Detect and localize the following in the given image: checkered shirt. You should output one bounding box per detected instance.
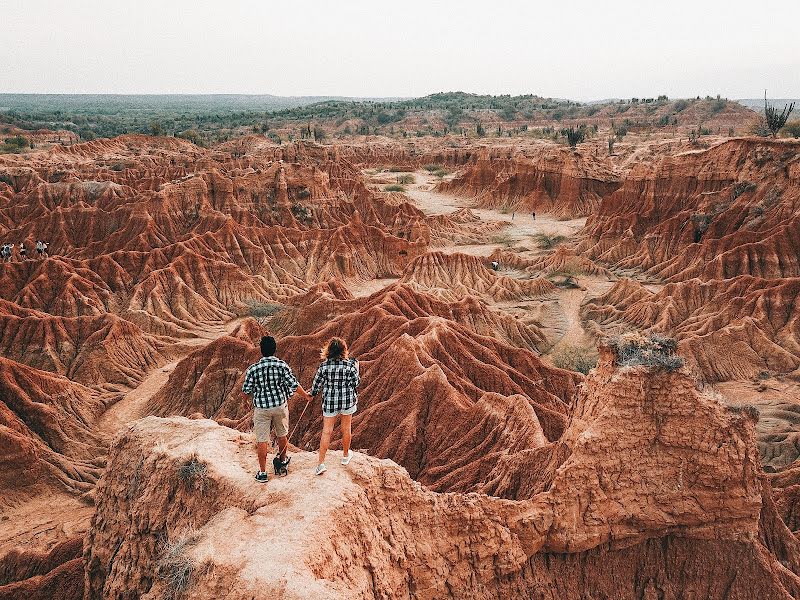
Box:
[242,356,299,409]
[310,358,360,413]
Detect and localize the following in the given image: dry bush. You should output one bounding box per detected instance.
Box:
[158,528,200,600]
[396,174,415,185]
[178,453,208,486]
[384,184,406,192]
[551,345,598,375]
[245,300,283,318]
[491,233,516,248]
[423,164,442,172]
[532,232,566,249]
[609,332,684,371]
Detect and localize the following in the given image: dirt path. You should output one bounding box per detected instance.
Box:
[97,319,241,438]
[376,169,609,358]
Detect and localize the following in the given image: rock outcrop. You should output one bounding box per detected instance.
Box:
[84,349,800,599]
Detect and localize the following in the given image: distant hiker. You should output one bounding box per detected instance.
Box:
[532,211,536,221]
[19,242,27,260]
[42,241,49,257]
[35,240,46,257]
[0,244,10,262]
[511,212,515,221]
[242,335,311,483]
[491,260,500,271]
[310,337,360,475]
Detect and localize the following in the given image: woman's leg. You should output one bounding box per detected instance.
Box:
[318,416,336,465]
[340,414,352,457]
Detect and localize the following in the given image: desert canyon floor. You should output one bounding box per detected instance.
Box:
[1,133,800,599]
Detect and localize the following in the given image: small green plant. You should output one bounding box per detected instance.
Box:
[551,345,598,375]
[396,174,415,185]
[562,125,586,147]
[531,232,566,249]
[384,184,406,192]
[387,166,407,172]
[423,164,443,172]
[432,168,449,178]
[608,332,684,371]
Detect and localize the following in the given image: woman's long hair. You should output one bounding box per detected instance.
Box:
[321,337,348,361]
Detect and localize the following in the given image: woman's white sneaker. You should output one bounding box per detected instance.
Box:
[341,452,352,466]
[315,463,327,476]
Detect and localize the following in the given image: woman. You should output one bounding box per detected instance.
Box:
[310,337,360,475]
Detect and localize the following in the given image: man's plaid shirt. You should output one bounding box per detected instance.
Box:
[310,358,360,413]
[242,356,299,408]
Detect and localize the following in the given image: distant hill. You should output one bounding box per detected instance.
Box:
[736,98,799,112]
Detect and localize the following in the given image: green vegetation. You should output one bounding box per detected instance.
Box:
[531,232,566,249]
[1,134,32,153]
[384,184,406,192]
[782,120,800,138]
[765,92,795,138]
[551,345,598,375]
[423,164,443,172]
[245,300,283,318]
[396,174,415,185]
[0,92,755,145]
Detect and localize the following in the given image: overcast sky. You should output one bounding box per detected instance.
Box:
[3,0,799,100]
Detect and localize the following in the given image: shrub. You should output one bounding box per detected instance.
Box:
[396,174,415,185]
[432,168,449,178]
[178,453,208,485]
[387,166,407,172]
[562,125,586,147]
[531,232,566,249]
[423,164,443,172]
[765,93,795,138]
[552,345,598,375]
[297,187,311,199]
[246,300,283,318]
[158,529,199,600]
[608,332,684,371]
[491,233,516,248]
[782,120,800,138]
[384,184,406,192]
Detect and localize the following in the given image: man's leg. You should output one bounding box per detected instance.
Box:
[257,442,268,472]
[318,416,335,465]
[340,414,352,458]
[276,436,288,461]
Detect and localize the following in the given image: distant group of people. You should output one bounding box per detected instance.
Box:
[1,240,49,262]
[242,335,360,482]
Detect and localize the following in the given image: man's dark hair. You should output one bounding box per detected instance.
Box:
[260,336,277,357]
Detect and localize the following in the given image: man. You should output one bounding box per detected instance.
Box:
[242,335,310,483]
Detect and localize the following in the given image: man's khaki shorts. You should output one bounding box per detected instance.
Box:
[253,405,289,442]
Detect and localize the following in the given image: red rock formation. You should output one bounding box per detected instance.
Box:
[0,357,106,502]
[399,251,555,301]
[439,145,621,217]
[579,138,800,282]
[84,348,800,599]
[582,276,800,382]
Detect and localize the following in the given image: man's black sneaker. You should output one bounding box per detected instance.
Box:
[255,471,268,483]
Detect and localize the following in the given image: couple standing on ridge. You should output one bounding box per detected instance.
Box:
[242,335,360,482]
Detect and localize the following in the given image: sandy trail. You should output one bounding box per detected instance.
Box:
[97,319,241,437]
[384,169,609,358]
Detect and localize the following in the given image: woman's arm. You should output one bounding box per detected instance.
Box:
[310,366,324,397]
[350,359,361,388]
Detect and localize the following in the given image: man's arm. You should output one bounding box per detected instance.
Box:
[242,366,254,395]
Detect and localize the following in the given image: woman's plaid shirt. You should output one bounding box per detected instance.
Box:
[242,356,299,408]
[310,358,360,413]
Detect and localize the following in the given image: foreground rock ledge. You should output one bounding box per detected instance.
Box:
[85,355,800,599]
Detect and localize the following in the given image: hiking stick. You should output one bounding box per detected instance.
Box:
[289,399,311,441]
